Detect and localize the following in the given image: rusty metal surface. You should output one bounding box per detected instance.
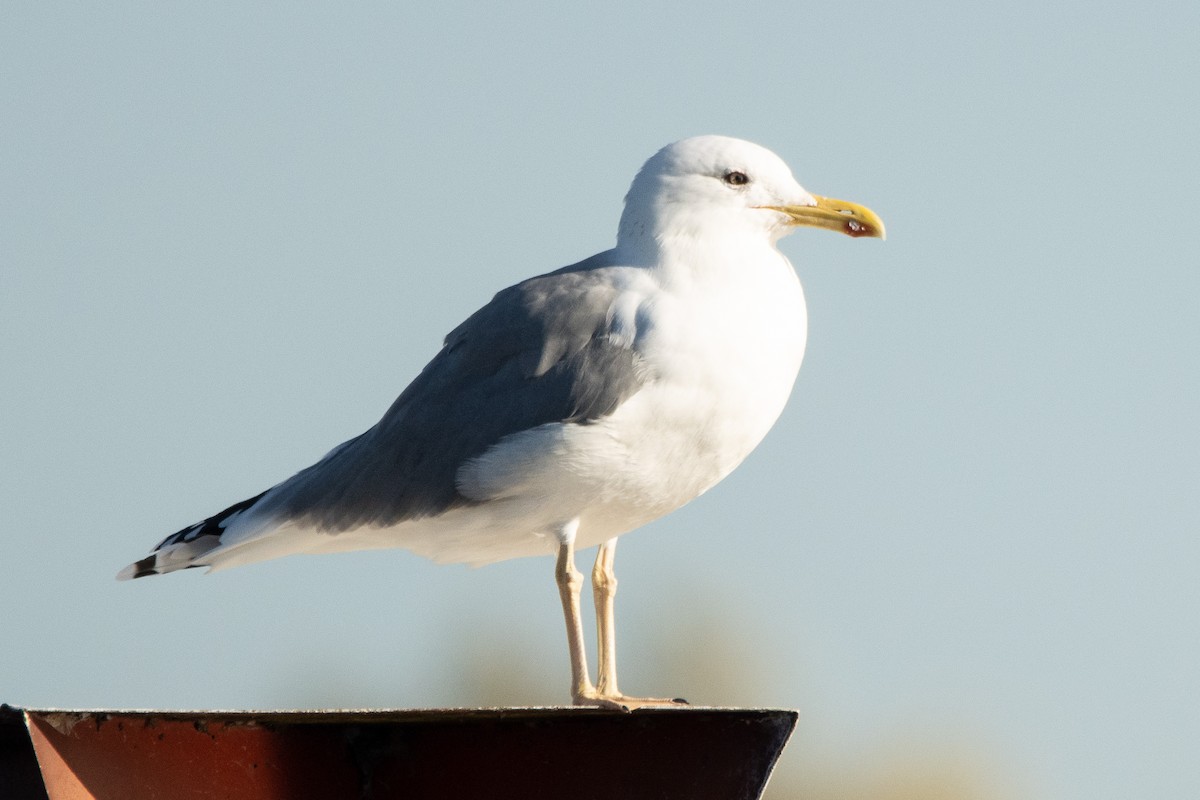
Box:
[15,707,797,800]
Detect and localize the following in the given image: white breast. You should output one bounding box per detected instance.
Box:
[616,244,808,501]
[453,243,807,553]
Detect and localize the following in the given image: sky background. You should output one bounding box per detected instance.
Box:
[3,3,1198,798]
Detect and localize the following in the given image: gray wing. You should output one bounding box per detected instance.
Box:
[246,251,646,532]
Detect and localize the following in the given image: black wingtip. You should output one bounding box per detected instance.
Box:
[128,555,160,579]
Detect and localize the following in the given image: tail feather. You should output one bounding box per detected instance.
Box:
[116,490,269,580]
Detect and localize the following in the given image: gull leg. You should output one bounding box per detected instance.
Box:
[554,532,598,704]
[587,537,689,710]
[592,538,620,696]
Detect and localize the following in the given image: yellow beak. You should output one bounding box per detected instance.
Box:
[761,195,886,240]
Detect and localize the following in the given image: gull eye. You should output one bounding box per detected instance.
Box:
[723,170,749,187]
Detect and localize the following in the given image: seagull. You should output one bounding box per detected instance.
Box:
[119,135,884,709]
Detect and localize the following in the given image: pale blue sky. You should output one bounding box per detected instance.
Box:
[3,3,1197,798]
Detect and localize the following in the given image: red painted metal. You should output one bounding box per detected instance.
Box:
[9,707,797,799]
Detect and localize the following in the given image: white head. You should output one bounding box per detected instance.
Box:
[617,135,883,251]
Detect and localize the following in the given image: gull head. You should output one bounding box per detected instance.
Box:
[617,135,884,251]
